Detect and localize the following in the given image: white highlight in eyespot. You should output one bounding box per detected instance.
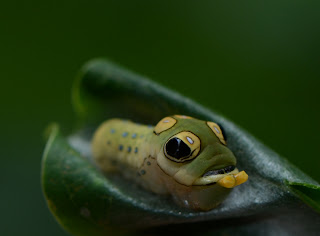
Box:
[186,136,194,144]
[163,120,170,123]
[214,126,220,134]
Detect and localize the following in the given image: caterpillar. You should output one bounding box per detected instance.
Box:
[92,115,248,211]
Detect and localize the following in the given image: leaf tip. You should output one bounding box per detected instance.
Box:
[285,180,320,214]
[43,122,60,141]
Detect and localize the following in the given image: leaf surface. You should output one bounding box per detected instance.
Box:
[42,59,320,235]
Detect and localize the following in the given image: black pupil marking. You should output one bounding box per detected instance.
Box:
[165,137,191,160]
[202,165,235,177]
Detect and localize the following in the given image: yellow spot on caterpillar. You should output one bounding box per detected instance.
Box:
[217,171,248,188]
[206,121,226,145]
[234,171,248,186]
[174,115,193,119]
[186,136,194,144]
[154,117,177,135]
[217,175,236,188]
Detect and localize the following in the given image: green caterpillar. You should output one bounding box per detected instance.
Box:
[92,115,248,211]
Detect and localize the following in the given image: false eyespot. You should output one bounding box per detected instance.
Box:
[206,121,226,145]
[174,115,193,119]
[164,131,201,163]
[154,117,177,135]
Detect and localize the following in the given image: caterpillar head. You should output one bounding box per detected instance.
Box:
[154,115,248,188]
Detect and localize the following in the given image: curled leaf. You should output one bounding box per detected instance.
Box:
[42,59,320,235]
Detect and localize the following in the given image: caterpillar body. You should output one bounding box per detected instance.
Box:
[92,115,248,211]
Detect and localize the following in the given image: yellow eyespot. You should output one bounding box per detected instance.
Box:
[174,115,193,119]
[206,121,226,145]
[154,117,177,135]
[164,131,201,162]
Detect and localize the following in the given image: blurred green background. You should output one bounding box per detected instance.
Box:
[1,1,320,235]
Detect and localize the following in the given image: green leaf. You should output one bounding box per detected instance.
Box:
[286,181,320,213]
[42,59,320,235]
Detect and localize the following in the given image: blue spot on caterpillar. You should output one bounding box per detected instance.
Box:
[92,115,248,211]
